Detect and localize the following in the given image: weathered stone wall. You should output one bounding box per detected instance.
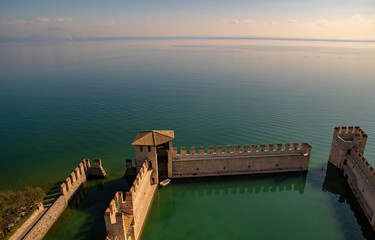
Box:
[344,149,375,229]
[23,159,91,240]
[9,203,44,240]
[105,160,157,240]
[171,143,311,178]
[328,126,367,169]
[134,145,159,183]
[328,126,375,229]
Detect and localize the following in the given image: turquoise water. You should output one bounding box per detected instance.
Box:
[1,39,375,239]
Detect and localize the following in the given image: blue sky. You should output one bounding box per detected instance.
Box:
[1,0,374,40]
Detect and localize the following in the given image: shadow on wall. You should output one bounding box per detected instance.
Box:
[45,177,130,240]
[43,181,65,207]
[322,163,375,240]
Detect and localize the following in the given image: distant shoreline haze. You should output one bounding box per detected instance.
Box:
[1,35,375,43]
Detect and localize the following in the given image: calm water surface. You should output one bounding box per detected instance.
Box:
[0,39,374,239]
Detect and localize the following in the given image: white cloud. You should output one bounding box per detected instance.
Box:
[315,14,375,28]
[288,19,297,24]
[347,14,375,26]
[244,19,254,24]
[37,18,51,23]
[230,19,240,24]
[222,19,240,25]
[263,21,277,25]
[315,20,331,27]
[7,20,27,25]
[56,18,73,23]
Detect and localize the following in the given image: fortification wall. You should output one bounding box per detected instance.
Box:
[9,203,44,240]
[105,160,157,240]
[23,159,91,240]
[171,143,311,178]
[329,126,368,169]
[344,149,375,228]
[328,126,375,229]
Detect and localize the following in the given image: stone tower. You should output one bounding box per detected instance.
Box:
[328,126,367,169]
[131,130,175,183]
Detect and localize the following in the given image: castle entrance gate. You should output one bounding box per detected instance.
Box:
[157,142,169,179]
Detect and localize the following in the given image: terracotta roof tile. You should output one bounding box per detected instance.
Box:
[131,130,174,146]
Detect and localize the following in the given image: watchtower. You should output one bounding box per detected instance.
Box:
[328,126,367,169]
[131,130,174,183]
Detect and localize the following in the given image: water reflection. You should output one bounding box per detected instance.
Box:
[173,172,307,197]
[149,172,307,224]
[322,163,375,240]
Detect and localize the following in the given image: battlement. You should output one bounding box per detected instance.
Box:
[334,126,367,138]
[329,126,375,229]
[349,149,375,187]
[329,126,368,168]
[104,158,157,240]
[87,158,107,178]
[172,142,311,160]
[129,160,150,194]
[104,191,134,240]
[171,142,311,178]
[23,159,106,240]
[60,158,89,198]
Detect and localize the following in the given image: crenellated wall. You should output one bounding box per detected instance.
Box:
[23,158,103,240]
[344,149,375,229]
[328,126,375,230]
[60,159,90,199]
[329,126,368,169]
[171,142,311,178]
[105,160,157,240]
[116,130,312,240]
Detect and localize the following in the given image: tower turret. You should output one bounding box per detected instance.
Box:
[131,130,174,183]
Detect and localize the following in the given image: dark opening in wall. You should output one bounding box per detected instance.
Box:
[140,146,143,152]
[148,146,151,152]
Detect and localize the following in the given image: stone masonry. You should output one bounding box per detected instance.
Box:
[328,126,375,229]
[105,130,311,240]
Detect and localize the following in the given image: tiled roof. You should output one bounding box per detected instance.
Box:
[131,130,174,146]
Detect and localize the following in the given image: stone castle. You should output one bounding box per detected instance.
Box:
[12,127,374,240]
[103,127,375,239]
[104,130,312,240]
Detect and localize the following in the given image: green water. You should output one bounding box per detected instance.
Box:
[1,39,375,239]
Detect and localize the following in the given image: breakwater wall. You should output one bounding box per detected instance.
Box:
[22,159,105,240]
[328,126,375,230]
[105,160,157,240]
[171,142,311,178]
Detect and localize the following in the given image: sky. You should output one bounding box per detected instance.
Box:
[0,0,374,40]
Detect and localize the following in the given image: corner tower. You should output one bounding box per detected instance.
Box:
[328,126,367,169]
[131,130,174,183]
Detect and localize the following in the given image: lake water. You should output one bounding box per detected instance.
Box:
[0,39,375,239]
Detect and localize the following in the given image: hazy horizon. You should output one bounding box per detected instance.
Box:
[1,0,374,40]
